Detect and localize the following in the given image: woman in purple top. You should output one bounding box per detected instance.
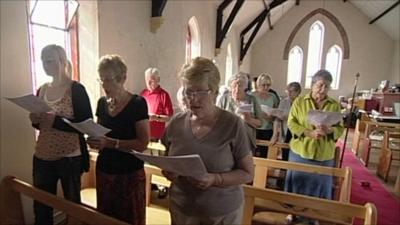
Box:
[162,57,254,225]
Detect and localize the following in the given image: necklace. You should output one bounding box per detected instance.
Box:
[107,92,130,113]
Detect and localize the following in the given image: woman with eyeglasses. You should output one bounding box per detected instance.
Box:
[251,74,279,158]
[161,57,254,225]
[29,44,93,225]
[87,54,149,225]
[270,82,302,159]
[217,72,265,150]
[285,70,344,224]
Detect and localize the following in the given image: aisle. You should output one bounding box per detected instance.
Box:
[339,142,400,225]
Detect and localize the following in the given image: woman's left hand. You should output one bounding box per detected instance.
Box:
[187,173,216,190]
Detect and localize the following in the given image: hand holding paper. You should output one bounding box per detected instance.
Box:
[307,110,342,127]
[130,150,207,179]
[6,94,52,113]
[261,104,285,118]
[235,103,253,114]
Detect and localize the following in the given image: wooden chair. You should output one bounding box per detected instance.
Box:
[377,131,400,181]
[253,158,352,203]
[0,176,129,225]
[242,185,377,225]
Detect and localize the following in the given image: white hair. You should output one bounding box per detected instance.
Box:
[145,67,159,79]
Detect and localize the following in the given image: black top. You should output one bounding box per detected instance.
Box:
[33,81,93,172]
[96,95,149,174]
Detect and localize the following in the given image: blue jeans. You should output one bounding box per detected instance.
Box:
[33,156,82,225]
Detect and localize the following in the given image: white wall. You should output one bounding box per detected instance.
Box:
[97,0,242,105]
[1,1,36,223]
[250,0,397,98]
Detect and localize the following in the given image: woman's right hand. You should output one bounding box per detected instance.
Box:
[305,129,326,139]
[161,170,179,182]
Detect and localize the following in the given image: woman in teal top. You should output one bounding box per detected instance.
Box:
[286,69,344,200]
[252,74,279,157]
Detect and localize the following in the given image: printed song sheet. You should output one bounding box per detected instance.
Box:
[62,118,111,137]
[6,94,52,113]
[260,105,284,117]
[236,103,253,114]
[307,110,342,127]
[130,151,207,178]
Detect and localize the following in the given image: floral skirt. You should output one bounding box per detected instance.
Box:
[96,169,146,225]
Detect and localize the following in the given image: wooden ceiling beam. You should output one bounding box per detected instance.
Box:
[239,0,286,63]
[215,0,245,56]
[369,0,399,25]
[150,0,168,33]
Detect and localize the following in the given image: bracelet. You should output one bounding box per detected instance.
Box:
[114,139,120,149]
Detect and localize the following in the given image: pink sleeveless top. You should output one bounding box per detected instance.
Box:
[34,83,80,161]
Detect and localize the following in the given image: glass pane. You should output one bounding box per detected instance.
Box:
[30,0,78,30]
[325,45,342,90]
[305,21,324,88]
[287,46,303,84]
[30,24,68,90]
[225,44,233,86]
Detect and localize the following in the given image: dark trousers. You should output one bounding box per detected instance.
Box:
[255,129,273,158]
[33,156,82,225]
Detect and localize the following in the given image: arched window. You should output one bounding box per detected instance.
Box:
[185,16,201,63]
[325,45,343,90]
[28,0,79,92]
[287,46,303,84]
[225,43,233,86]
[305,20,324,88]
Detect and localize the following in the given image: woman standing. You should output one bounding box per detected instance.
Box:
[286,70,344,199]
[252,74,279,157]
[217,72,264,150]
[162,57,254,225]
[87,55,149,225]
[29,44,92,225]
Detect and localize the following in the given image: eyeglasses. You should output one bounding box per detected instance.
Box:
[97,77,116,84]
[259,83,271,87]
[183,89,210,99]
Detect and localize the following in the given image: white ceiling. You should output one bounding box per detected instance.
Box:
[219,0,399,42]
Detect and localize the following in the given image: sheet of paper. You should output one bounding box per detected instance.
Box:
[307,110,343,127]
[236,103,253,114]
[130,150,207,179]
[260,104,284,117]
[62,118,111,137]
[5,94,52,113]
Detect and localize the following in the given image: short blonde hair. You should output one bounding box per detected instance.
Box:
[256,73,272,86]
[97,54,127,82]
[178,57,220,95]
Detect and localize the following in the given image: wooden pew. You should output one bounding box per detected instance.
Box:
[377,131,400,181]
[0,176,129,225]
[253,157,352,203]
[255,140,289,160]
[242,185,377,225]
[351,113,370,156]
[144,164,171,206]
